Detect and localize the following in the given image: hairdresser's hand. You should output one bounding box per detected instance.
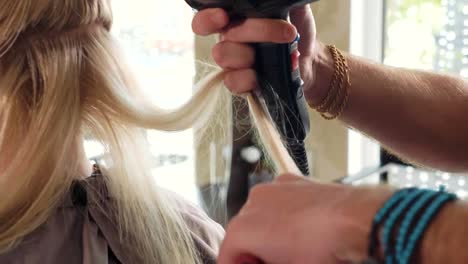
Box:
[217,175,393,264]
[191,7,329,105]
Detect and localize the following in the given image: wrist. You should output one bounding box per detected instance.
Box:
[303,41,334,107]
[374,188,460,264]
[337,186,394,262]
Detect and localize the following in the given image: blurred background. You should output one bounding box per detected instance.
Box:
[84,0,468,224]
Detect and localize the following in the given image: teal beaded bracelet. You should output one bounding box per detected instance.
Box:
[382,189,425,264]
[369,187,457,263]
[368,188,416,259]
[398,192,457,264]
[395,189,439,259]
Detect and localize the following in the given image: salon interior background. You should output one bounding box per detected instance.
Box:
[84,0,468,219]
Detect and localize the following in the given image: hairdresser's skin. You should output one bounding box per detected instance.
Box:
[193,6,468,264]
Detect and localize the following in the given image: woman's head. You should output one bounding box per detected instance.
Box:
[0,0,111,50]
[0,0,299,262]
[0,0,112,164]
[0,1,210,262]
[0,0,113,194]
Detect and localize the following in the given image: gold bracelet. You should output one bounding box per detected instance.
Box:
[313,47,342,112]
[311,45,350,120]
[323,46,350,120]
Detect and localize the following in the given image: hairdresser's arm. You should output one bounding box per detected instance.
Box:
[316,46,468,172]
[217,175,468,264]
[192,8,468,172]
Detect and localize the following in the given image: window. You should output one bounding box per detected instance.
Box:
[384,0,468,197]
[85,1,199,203]
[386,0,468,76]
[348,0,384,175]
[347,0,468,198]
[385,0,444,70]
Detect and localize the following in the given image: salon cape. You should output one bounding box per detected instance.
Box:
[0,175,225,264]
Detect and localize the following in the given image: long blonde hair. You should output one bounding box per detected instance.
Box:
[0,0,301,263]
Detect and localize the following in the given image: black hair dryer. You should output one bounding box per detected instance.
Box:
[186,0,318,176]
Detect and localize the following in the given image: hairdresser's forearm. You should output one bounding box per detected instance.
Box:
[308,43,468,172]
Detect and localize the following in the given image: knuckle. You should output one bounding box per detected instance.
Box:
[256,20,283,42]
[248,183,271,200]
[224,70,258,93]
[223,71,246,90]
[223,73,233,88]
[284,24,297,41]
[276,174,301,182]
[211,43,226,67]
[225,217,240,233]
[242,46,256,66]
[228,43,255,68]
[191,18,201,34]
[191,15,209,35]
[259,22,275,40]
[213,42,237,69]
[246,69,258,83]
[224,216,246,238]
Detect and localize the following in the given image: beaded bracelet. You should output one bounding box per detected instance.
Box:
[398,191,457,264]
[395,189,440,259]
[368,188,416,258]
[368,187,458,264]
[382,189,426,264]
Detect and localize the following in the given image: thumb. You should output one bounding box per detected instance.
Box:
[290,5,317,58]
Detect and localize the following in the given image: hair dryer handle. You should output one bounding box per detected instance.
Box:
[254,37,310,174]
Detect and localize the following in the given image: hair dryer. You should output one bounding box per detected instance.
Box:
[186,0,318,176]
[186,2,318,263]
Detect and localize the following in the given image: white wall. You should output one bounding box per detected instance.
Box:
[347,0,384,175]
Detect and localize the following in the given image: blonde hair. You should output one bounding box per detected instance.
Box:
[0,0,301,263]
